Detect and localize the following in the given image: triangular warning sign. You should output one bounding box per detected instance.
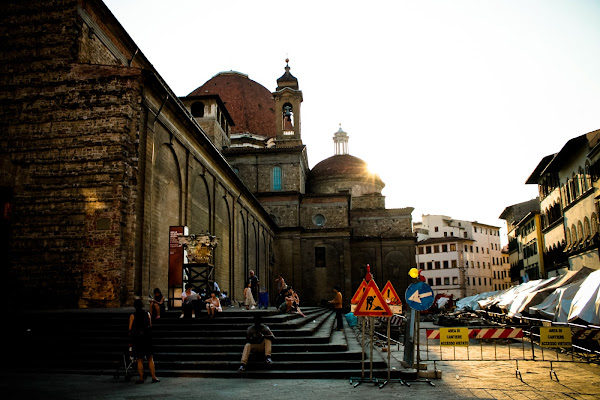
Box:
[353,280,393,317]
[351,280,368,304]
[381,281,402,305]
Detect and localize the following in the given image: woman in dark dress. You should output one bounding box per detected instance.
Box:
[129,299,159,384]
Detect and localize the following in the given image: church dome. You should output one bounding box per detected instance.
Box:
[188,71,276,138]
[309,154,385,195]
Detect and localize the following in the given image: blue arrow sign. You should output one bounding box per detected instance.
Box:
[405,282,434,311]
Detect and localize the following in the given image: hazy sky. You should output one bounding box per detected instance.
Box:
[104,0,600,244]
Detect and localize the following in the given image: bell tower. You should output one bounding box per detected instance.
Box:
[273,59,303,146]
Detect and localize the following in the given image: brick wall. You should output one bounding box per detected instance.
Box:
[0,0,142,307]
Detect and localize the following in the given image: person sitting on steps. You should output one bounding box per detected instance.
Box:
[205,290,222,319]
[285,287,306,317]
[149,288,165,320]
[238,315,274,371]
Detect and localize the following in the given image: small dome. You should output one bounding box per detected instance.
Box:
[188,71,276,138]
[309,154,385,195]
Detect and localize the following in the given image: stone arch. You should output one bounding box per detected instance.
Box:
[259,230,268,293]
[214,191,231,293]
[566,227,572,245]
[571,224,578,243]
[234,210,246,300]
[312,243,340,302]
[248,220,258,280]
[591,213,599,235]
[577,220,584,242]
[584,217,591,239]
[352,251,374,289]
[150,143,182,294]
[189,170,211,234]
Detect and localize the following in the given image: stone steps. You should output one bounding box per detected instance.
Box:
[8,306,403,379]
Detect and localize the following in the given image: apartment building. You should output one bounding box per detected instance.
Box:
[414,215,504,298]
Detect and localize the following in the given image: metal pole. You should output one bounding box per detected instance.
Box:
[362,317,365,379]
[416,311,420,367]
[370,317,374,380]
[387,317,391,381]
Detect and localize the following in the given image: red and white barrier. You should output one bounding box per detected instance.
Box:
[426,328,523,340]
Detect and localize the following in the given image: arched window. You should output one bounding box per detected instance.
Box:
[191,101,205,117]
[571,224,578,243]
[272,166,282,191]
[591,213,599,235]
[584,217,591,240]
[282,103,294,135]
[565,228,571,246]
[573,172,580,199]
[585,162,592,190]
[578,221,584,242]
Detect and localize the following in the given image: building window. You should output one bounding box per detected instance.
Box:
[418,247,424,255]
[426,246,432,254]
[435,261,441,269]
[450,244,456,251]
[315,247,326,268]
[444,277,450,285]
[453,277,458,285]
[435,226,439,232]
[443,260,449,269]
[451,260,457,268]
[477,261,480,268]
[467,277,470,285]
[470,246,473,252]
[444,232,448,237]
[313,214,326,227]
[272,166,282,191]
[476,247,479,253]
[442,244,448,252]
[464,232,467,238]
[464,245,468,252]
[434,245,440,253]
[479,277,482,285]
[419,262,425,269]
[427,262,433,270]
[428,278,434,286]
[191,101,205,117]
[435,278,442,286]
[466,261,469,267]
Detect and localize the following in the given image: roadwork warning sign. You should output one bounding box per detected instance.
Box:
[440,327,469,346]
[540,327,572,348]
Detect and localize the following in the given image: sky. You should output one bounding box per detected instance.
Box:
[104,0,600,245]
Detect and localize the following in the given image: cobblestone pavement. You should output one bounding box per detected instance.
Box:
[3,358,599,400]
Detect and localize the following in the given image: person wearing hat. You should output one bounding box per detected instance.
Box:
[238,315,275,371]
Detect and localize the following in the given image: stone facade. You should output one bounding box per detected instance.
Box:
[0,0,275,308]
[1,0,416,309]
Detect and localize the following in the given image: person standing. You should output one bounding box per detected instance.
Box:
[248,270,259,304]
[238,315,274,371]
[329,285,343,331]
[129,299,159,384]
[243,281,256,310]
[275,273,286,293]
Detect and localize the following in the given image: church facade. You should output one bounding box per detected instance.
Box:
[1,0,415,309]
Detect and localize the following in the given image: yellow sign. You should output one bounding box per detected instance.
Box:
[440,327,469,346]
[354,280,393,317]
[540,327,572,348]
[351,280,368,304]
[381,281,402,305]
